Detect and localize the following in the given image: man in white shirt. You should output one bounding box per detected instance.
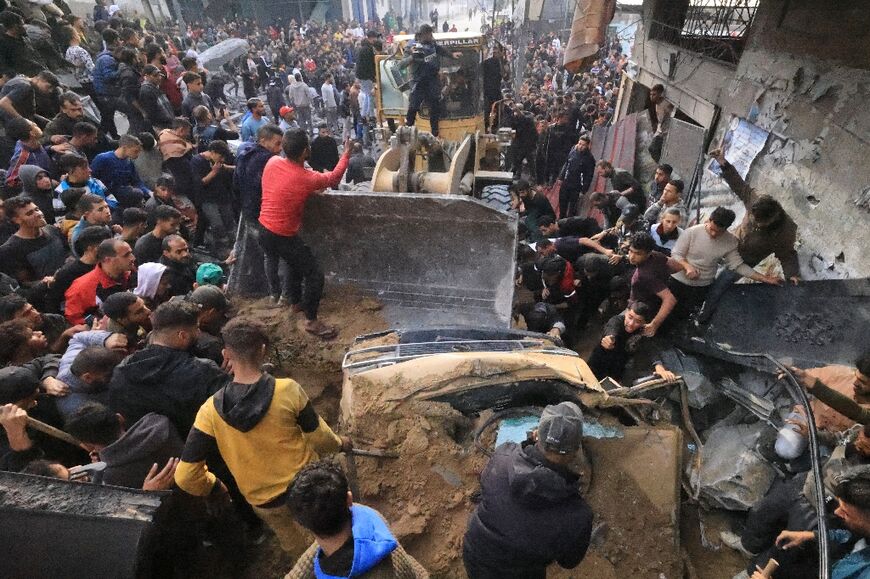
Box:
[668,206,781,323]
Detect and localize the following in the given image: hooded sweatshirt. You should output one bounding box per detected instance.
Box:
[134,262,168,301]
[19,165,56,223]
[287,78,311,107]
[314,505,397,579]
[109,344,228,437]
[56,330,114,422]
[175,375,342,506]
[463,441,593,578]
[287,505,429,579]
[99,413,184,488]
[234,142,275,222]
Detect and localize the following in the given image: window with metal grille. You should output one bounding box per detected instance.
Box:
[650,0,759,65]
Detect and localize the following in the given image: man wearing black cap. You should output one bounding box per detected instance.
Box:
[0,366,42,471]
[187,285,231,365]
[463,401,593,578]
[400,24,462,137]
[139,65,175,133]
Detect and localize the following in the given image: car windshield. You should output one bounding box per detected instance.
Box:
[377,45,482,120]
[437,48,481,120]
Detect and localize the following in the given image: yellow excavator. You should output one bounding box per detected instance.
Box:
[371,32,516,197]
[230,33,519,328]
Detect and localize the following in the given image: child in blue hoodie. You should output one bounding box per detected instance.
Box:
[286,461,428,579]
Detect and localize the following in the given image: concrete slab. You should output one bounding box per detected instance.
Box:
[680,278,870,369]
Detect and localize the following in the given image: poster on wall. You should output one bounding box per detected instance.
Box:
[707,115,770,179]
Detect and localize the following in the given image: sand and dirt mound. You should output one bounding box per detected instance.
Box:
[228,289,724,578]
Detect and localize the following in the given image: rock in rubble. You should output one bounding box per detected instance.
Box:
[661,349,719,408]
[696,423,776,511]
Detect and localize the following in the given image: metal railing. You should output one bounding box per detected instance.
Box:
[649,0,758,65]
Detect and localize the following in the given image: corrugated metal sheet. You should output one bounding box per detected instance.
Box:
[590,112,639,192]
[661,117,706,182]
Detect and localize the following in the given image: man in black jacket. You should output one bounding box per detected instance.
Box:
[482,44,507,133]
[234,124,283,225]
[511,179,554,242]
[232,124,285,299]
[544,112,577,185]
[66,401,183,489]
[309,124,339,173]
[0,12,47,78]
[139,65,175,132]
[558,135,595,218]
[42,92,110,158]
[0,366,43,472]
[108,300,227,437]
[509,104,538,181]
[345,142,376,184]
[464,401,593,579]
[355,30,379,120]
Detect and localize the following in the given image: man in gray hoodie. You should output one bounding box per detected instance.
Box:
[65,400,182,488]
[286,73,312,135]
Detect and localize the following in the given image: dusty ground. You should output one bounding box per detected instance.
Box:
[682,506,748,579]
[218,289,747,579]
[234,287,390,424]
[232,286,390,578]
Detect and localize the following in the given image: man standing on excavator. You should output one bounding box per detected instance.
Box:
[400,24,462,138]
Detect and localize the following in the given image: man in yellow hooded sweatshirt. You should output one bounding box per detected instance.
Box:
[175,316,351,553]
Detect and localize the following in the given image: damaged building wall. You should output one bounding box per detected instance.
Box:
[631,0,870,278]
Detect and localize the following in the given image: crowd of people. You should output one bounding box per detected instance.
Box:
[0,2,868,579]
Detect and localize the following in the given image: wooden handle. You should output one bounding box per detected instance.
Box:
[760,558,779,577]
[26,416,84,448]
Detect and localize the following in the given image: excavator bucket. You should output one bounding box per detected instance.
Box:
[229,192,518,328]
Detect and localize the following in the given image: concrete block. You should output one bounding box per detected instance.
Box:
[696,423,776,511]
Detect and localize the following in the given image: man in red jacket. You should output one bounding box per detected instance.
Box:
[258,128,350,339]
[65,239,135,325]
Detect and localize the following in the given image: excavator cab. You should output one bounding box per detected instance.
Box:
[376,32,486,143]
